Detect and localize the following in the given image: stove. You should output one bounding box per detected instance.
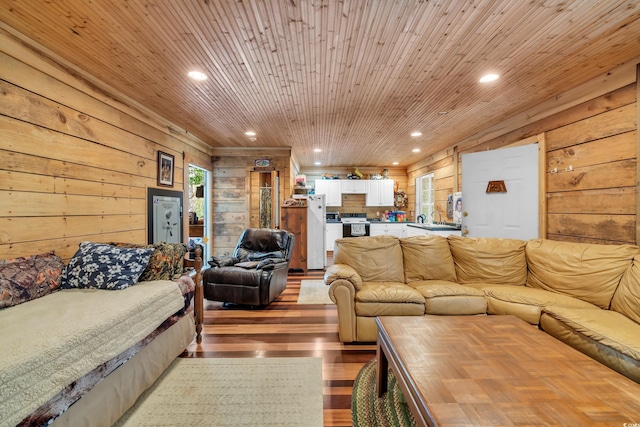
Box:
[341,213,370,237]
[340,213,369,224]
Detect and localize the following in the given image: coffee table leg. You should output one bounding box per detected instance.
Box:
[376,337,389,397]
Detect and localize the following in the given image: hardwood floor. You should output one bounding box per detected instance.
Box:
[182,269,376,427]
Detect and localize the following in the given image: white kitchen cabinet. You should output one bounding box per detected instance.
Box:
[405,225,430,237]
[315,180,342,206]
[366,180,395,207]
[325,223,343,251]
[340,179,368,194]
[370,223,406,238]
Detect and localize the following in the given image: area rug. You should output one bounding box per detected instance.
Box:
[352,358,416,427]
[115,357,323,427]
[297,280,334,304]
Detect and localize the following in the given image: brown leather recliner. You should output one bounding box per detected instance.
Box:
[203,228,295,306]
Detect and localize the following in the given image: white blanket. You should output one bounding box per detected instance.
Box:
[0,280,184,427]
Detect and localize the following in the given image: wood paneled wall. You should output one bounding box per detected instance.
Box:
[211,148,292,256]
[0,29,212,261]
[409,82,638,245]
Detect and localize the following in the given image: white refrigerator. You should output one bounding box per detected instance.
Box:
[306,194,326,269]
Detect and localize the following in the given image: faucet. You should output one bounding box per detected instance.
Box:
[430,210,442,224]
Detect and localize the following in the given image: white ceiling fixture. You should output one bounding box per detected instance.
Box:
[412,148,421,153]
[479,73,500,83]
[411,132,422,137]
[187,71,207,81]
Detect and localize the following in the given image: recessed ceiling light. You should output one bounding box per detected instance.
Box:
[412,148,421,153]
[314,161,321,166]
[479,73,499,83]
[314,148,322,153]
[188,71,207,81]
[411,132,422,137]
[392,161,399,165]
[245,131,256,136]
[438,111,448,115]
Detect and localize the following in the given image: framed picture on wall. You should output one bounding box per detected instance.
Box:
[157,151,174,187]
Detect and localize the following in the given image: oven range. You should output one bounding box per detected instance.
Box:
[341,213,370,237]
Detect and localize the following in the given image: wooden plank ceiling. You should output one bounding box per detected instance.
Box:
[1,0,640,167]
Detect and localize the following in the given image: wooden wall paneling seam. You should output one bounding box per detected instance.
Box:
[636,63,640,246]
[538,133,547,239]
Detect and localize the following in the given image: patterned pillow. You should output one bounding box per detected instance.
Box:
[170,243,188,278]
[109,242,175,281]
[0,252,64,309]
[62,242,153,290]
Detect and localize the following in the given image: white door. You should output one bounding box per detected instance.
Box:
[461,144,539,240]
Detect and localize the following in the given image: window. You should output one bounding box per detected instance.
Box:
[415,173,434,221]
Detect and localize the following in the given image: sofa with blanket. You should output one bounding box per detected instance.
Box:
[0,241,203,427]
[324,234,640,383]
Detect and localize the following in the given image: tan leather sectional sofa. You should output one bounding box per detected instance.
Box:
[324,234,640,383]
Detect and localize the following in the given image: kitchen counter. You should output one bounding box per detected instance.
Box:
[407,223,462,231]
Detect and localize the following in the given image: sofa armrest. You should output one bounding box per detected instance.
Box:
[328,278,358,343]
[324,264,363,291]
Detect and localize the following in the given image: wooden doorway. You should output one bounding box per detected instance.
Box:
[250,171,279,229]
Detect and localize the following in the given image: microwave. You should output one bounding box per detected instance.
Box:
[326,212,340,222]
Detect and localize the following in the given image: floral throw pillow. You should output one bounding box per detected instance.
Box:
[62,242,154,290]
[0,252,64,309]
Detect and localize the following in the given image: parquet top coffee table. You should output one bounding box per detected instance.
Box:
[376,315,640,426]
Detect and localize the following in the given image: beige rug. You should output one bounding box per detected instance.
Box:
[115,357,323,427]
[297,280,334,304]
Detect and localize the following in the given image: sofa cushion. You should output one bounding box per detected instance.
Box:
[407,280,487,315]
[447,235,527,286]
[400,235,456,282]
[526,239,638,309]
[0,252,64,309]
[334,236,405,284]
[482,285,598,325]
[62,242,154,290]
[356,282,425,304]
[540,306,640,383]
[355,301,425,317]
[611,255,640,324]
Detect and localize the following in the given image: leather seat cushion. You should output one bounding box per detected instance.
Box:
[448,235,527,286]
[526,239,638,309]
[483,285,598,309]
[482,285,597,324]
[541,306,640,369]
[407,280,485,297]
[355,302,425,317]
[407,280,487,315]
[203,266,263,287]
[355,282,425,304]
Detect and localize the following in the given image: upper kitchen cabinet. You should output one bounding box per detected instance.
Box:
[315,180,342,206]
[340,179,368,194]
[366,180,395,207]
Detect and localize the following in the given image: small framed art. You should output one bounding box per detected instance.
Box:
[157,151,174,187]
